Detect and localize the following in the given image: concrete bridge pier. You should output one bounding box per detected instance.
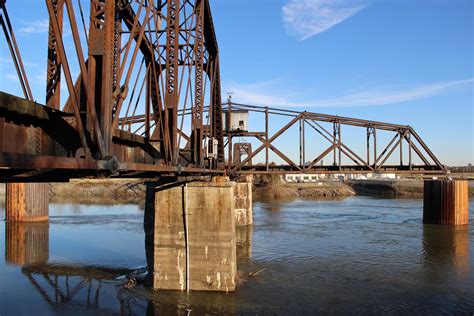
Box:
[423,180,469,226]
[144,178,238,292]
[5,183,49,222]
[234,175,253,226]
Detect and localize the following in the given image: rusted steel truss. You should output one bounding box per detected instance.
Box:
[0,1,446,180]
[0,0,225,181]
[223,102,447,175]
[119,100,447,175]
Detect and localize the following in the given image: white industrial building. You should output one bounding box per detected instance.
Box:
[284,174,327,183]
[222,110,249,132]
[284,173,399,183]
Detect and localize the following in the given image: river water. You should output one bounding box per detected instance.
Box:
[0,196,473,315]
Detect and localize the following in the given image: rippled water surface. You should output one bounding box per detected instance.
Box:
[0,196,473,315]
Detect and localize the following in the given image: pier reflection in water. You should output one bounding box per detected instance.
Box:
[236,226,253,262]
[5,222,49,266]
[1,206,252,315]
[21,264,137,310]
[423,225,470,278]
[1,197,473,314]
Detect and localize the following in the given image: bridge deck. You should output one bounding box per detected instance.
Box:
[0,92,222,181]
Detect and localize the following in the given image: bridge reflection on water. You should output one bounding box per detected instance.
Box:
[1,198,472,314]
[3,220,253,315]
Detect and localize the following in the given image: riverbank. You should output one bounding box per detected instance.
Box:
[253,182,355,199]
[50,179,147,204]
[0,178,471,203]
[0,180,355,204]
[51,180,356,202]
[0,180,146,205]
[348,179,474,198]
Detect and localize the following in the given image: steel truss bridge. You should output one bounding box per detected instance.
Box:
[0,0,446,181]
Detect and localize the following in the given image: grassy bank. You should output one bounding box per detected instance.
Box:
[348,179,474,198]
[0,180,146,205]
[253,182,355,199]
[1,178,470,205]
[49,179,146,204]
[0,180,355,204]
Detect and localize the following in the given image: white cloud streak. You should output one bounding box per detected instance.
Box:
[5,73,20,83]
[225,78,474,108]
[282,0,369,40]
[18,19,50,34]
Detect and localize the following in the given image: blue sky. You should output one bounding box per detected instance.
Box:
[213,0,473,166]
[0,0,472,166]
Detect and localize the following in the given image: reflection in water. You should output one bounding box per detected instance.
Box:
[423,225,470,277]
[146,293,236,315]
[146,300,192,316]
[21,262,238,315]
[236,226,253,262]
[3,216,246,315]
[5,221,49,266]
[21,264,141,313]
[258,197,287,212]
[1,198,473,314]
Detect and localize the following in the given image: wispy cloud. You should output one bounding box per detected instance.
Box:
[18,19,49,34]
[282,0,369,40]
[225,78,474,108]
[0,57,40,68]
[5,73,20,83]
[0,57,13,63]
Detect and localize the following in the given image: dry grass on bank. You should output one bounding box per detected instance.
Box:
[253,181,355,199]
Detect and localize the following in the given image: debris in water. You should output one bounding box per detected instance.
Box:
[123,277,137,289]
[248,269,265,277]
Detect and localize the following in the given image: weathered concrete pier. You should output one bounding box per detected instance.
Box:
[3,176,254,293]
[234,175,253,227]
[144,177,253,292]
[423,180,469,226]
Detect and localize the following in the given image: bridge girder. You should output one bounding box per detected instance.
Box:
[0,0,225,180]
[0,1,446,180]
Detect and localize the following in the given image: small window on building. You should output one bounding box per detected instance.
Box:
[304,176,309,180]
[311,176,317,180]
[239,120,244,126]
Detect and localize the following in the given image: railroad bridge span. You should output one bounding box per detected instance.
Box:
[0,0,467,292]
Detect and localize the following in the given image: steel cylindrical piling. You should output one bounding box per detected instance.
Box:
[5,183,49,222]
[423,180,469,226]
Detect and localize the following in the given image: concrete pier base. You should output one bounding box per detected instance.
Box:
[145,180,236,292]
[6,183,49,222]
[234,181,253,227]
[423,180,469,226]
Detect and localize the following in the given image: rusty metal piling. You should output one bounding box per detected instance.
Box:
[6,183,49,222]
[423,180,469,226]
